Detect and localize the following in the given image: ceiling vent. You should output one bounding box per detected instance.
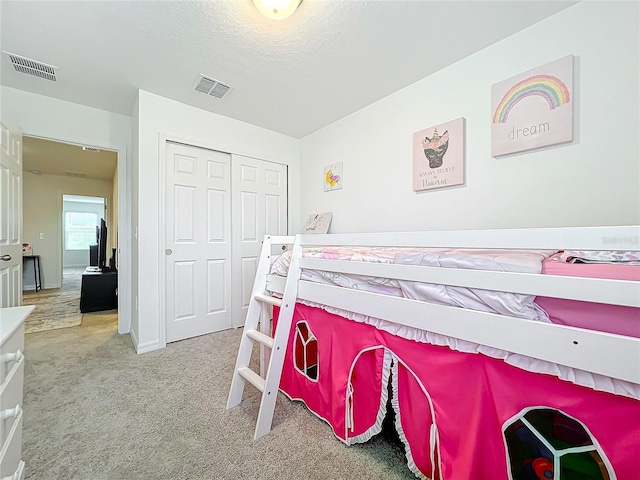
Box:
[194,75,232,99]
[5,52,57,82]
[82,146,101,152]
[64,172,87,178]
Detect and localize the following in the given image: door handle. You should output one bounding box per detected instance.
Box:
[165,249,172,256]
[0,254,11,261]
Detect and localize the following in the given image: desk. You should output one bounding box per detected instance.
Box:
[22,255,42,292]
[80,268,117,313]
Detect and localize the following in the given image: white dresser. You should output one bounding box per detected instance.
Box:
[0,306,33,480]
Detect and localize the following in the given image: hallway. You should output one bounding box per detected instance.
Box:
[22,267,117,334]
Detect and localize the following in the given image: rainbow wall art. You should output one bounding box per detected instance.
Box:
[491,55,573,157]
[492,75,571,124]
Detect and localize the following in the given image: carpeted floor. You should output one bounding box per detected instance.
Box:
[23,267,85,334]
[23,316,414,479]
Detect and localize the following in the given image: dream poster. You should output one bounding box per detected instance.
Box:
[491,55,573,157]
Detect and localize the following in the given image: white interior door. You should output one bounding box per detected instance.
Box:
[165,142,232,343]
[231,155,288,327]
[0,122,22,308]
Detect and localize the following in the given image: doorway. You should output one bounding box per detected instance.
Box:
[21,136,122,334]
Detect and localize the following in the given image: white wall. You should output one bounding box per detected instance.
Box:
[132,90,301,352]
[299,2,640,233]
[130,95,140,347]
[62,198,106,268]
[1,87,132,332]
[22,174,112,289]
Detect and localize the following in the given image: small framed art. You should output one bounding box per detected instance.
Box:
[323,162,343,191]
[413,117,465,192]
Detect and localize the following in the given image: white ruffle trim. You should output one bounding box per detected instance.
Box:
[390,360,430,480]
[344,349,392,445]
[292,299,640,400]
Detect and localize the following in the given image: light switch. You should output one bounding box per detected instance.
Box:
[39,233,45,239]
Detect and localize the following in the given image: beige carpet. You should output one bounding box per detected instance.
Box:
[23,268,84,334]
[23,317,413,480]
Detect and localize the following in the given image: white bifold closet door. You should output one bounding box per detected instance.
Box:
[231,154,287,327]
[165,144,287,343]
[165,143,233,343]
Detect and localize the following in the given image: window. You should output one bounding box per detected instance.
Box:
[294,321,318,381]
[65,212,99,250]
[503,407,614,480]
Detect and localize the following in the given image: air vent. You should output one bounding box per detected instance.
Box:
[5,52,57,82]
[194,75,232,99]
[64,172,87,178]
[82,146,101,152]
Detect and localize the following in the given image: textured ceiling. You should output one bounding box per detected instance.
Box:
[1,1,576,138]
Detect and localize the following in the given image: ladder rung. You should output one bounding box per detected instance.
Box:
[246,329,274,349]
[254,294,282,307]
[238,367,265,392]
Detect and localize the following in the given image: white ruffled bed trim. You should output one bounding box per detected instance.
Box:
[390,360,430,480]
[292,298,640,400]
[344,349,393,446]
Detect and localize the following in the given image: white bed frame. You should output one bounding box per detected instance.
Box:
[264,225,639,384]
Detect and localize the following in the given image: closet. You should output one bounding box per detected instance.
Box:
[164,142,287,343]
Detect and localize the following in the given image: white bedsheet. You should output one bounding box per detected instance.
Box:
[272,246,554,322]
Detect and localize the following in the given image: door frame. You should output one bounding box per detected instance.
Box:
[157,132,289,349]
[21,132,131,335]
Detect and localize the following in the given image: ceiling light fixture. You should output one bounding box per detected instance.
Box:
[30,170,41,175]
[253,0,302,20]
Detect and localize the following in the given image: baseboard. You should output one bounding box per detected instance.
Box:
[129,327,139,350]
[136,339,162,354]
[130,328,161,354]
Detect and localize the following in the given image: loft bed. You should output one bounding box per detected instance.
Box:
[237,226,640,480]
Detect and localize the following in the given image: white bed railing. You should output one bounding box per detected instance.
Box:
[264,226,640,385]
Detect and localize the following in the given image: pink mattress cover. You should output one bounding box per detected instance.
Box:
[538,254,640,337]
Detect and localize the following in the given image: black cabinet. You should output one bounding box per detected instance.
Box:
[80,268,117,313]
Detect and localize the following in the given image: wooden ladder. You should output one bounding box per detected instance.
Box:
[226,234,301,440]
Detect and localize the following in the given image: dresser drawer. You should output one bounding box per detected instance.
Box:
[0,410,23,479]
[0,324,24,386]
[0,355,23,450]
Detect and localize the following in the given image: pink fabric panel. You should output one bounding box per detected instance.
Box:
[350,348,386,438]
[394,362,437,478]
[539,256,640,337]
[276,304,640,479]
[274,305,385,441]
[383,329,640,479]
[384,334,509,479]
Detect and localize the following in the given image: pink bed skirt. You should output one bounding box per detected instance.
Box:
[275,303,640,479]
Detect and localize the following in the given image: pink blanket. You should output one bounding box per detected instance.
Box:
[539,253,640,337]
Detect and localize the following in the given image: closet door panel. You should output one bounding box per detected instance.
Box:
[231,155,288,327]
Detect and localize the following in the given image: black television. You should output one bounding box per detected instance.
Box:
[98,218,108,272]
[89,244,98,266]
